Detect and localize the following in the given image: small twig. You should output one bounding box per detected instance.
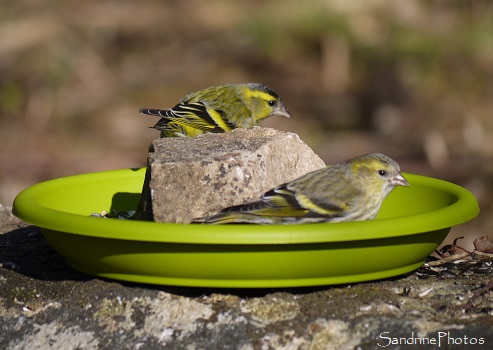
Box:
[428,250,493,267]
[452,245,473,254]
[435,237,474,257]
[452,236,464,246]
[471,250,493,261]
[426,252,470,267]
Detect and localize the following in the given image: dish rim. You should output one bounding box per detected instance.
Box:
[12,168,479,245]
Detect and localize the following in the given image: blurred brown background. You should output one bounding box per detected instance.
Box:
[1,1,492,248]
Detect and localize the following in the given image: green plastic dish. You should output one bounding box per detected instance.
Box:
[13,168,479,288]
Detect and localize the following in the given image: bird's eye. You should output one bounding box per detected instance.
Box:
[378,170,387,177]
[267,100,276,106]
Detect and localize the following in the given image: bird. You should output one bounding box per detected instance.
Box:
[196,153,409,224]
[139,83,291,137]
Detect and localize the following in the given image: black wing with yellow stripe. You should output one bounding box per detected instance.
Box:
[139,102,237,134]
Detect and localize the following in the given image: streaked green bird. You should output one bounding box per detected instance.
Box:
[139,83,291,137]
[196,153,409,225]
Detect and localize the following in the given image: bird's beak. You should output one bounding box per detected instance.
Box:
[391,174,410,187]
[273,104,291,118]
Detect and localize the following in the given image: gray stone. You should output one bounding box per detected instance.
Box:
[135,127,326,223]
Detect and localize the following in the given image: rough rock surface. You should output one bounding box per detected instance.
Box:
[135,127,326,223]
[2,206,493,349]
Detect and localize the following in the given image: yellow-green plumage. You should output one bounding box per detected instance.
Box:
[140,83,291,137]
[196,153,409,225]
